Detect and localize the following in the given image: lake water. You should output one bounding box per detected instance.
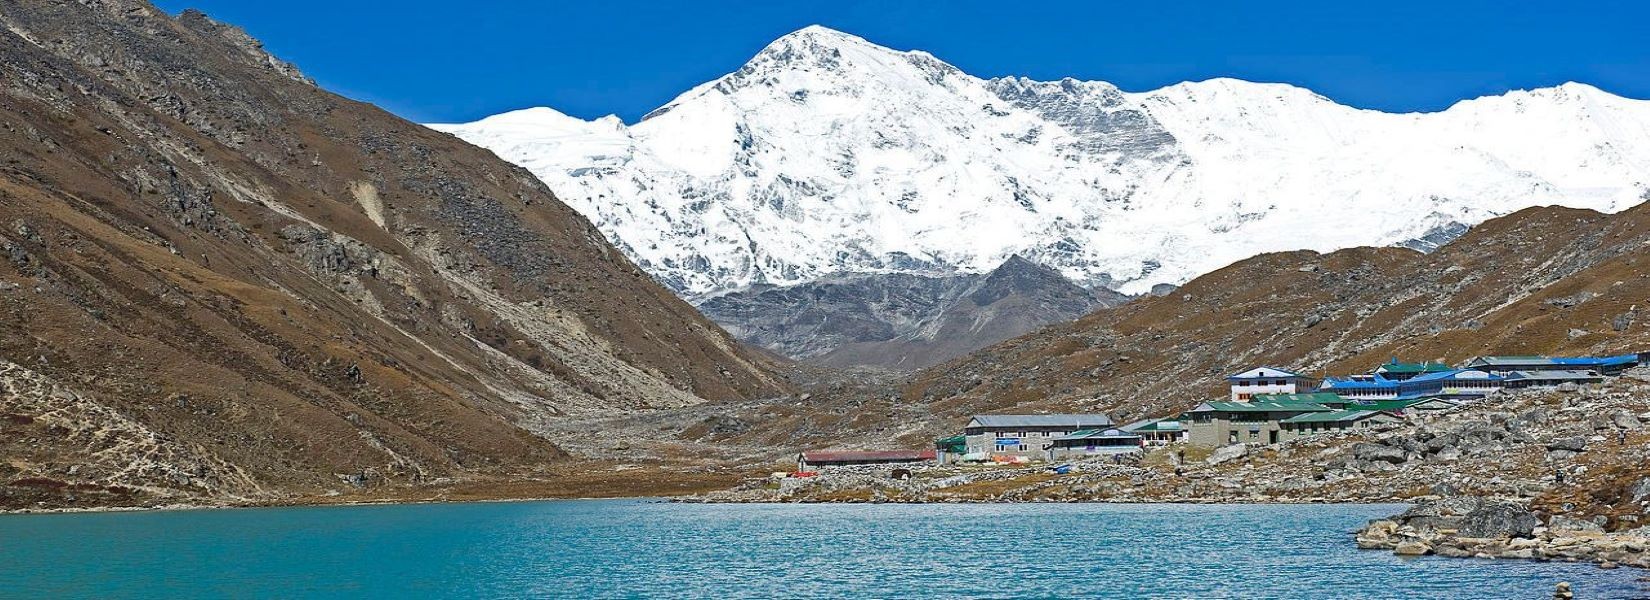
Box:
[0,500,1645,599]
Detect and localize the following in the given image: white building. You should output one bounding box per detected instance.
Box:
[1227,367,1314,402]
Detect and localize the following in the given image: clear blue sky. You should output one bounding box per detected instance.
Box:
[153,0,1647,124]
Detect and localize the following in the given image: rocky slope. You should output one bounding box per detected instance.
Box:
[697,255,1128,369]
[896,200,1650,431]
[566,199,1650,467]
[437,26,1650,301]
[0,0,786,510]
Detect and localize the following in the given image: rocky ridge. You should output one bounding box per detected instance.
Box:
[697,255,1129,369]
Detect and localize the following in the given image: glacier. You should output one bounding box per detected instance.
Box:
[431,25,1650,299]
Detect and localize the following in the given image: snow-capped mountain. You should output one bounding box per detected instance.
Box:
[432,25,1650,299]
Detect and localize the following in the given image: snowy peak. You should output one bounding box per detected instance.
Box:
[435,28,1650,301]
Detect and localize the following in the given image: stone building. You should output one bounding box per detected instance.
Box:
[1187,400,1332,446]
[963,414,1114,459]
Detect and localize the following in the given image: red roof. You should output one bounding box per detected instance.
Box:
[801,449,937,462]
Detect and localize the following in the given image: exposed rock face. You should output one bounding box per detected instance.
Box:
[0,0,786,509]
[697,255,1127,369]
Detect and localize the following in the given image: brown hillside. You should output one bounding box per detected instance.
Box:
[0,0,786,509]
[901,201,1650,428]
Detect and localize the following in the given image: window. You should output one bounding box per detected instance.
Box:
[1238,380,1251,387]
[1248,430,1260,440]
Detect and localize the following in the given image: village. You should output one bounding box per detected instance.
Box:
[794,353,1647,474]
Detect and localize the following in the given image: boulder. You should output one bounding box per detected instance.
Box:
[1424,433,1460,454]
[1612,410,1643,430]
[1206,444,1248,465]
[1548,515,1604,533]
[1545,437,1587,453]
[1393,541,1432,556]
[1458,502,1541,538]
[1628,478,1650,503]
[1352,442,1407,464]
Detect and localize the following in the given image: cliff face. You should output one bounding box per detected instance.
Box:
[697,255,1129,370]
[0,0,786,509]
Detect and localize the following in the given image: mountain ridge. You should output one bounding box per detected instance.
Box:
[435,25,1650,302]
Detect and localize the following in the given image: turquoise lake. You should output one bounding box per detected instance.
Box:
[0,500,1645,599]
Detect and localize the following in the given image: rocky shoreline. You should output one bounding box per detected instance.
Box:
[1358,496,1650,570]
[687,375,1650,572]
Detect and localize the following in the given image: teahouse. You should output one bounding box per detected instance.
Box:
[964,414,1115,459]
[1048,429,1143,460]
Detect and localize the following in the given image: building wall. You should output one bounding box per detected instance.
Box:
[1050,444,1141,461]
[1189,414,1287,447]
[1277,415,1402,443]
[1229,379,1303,402]
[965,426,1098,458]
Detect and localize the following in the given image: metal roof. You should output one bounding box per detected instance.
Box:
[1227,366,1305,380]
[1550,354,1637,367]
[801,449,937,462]
[1253,392,1347,404]
[1121,418,1184,432]
[1321,377,1399,390]
[967,414,1114,428]
[1375,359,1453,374]
[1345,398,1457,411]
[1054,428,1141,441]
[1190,401,1334,413]
[1281,410,1389,424]
[1467,356,1557,367]
[1503,370,1605,381]
[1405,368,1499,383]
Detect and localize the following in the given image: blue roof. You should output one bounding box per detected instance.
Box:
[1550,354,1637,367]
[1405,368,1502,383]
[1321,376,1398,390]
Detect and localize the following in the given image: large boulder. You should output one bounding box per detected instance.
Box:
[1424,433,1460,454]
[1612,410,1643,431]
[1352,442,1407,464]
[1206,444,1248,465]
[1458,502,1541,538]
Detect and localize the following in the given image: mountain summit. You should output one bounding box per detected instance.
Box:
[436,26,1650,299]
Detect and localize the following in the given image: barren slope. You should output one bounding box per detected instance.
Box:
[0,0,785,509]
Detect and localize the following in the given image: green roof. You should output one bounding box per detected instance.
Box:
[1344,398,1456,411]
[1129,420,1184,432]
[1252,392,1346,404]
[935,435,966,450]
[1281,409,1388,424]
[1193,401,1334,413]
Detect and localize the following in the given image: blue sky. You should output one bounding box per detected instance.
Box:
[153,0,1647,124]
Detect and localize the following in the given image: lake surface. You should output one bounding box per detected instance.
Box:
[0,500,1645,599]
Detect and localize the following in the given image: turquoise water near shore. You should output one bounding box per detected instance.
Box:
[0,500,1643,599]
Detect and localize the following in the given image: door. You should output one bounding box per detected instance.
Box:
[1269,430,1279,444]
